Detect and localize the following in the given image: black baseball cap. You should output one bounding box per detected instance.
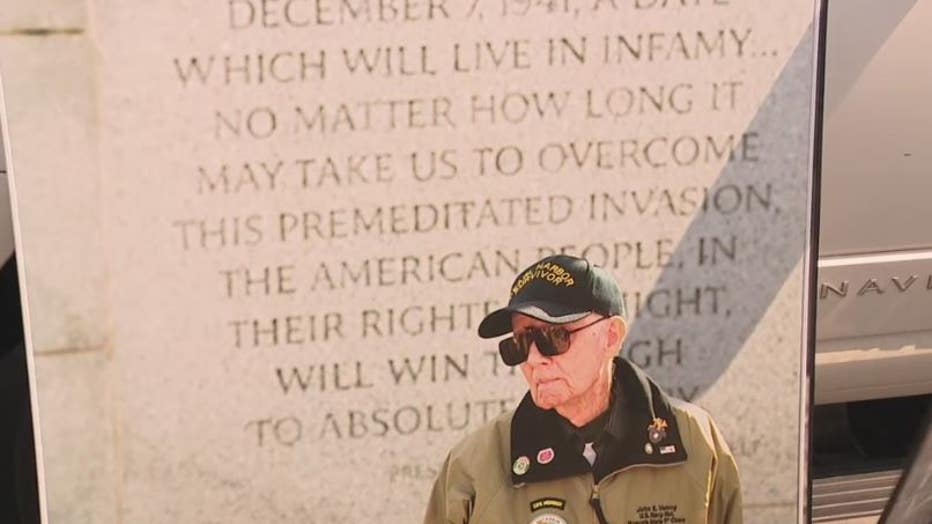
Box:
[478,254,627,338]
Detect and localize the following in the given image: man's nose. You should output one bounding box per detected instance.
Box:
[525,340,549,365]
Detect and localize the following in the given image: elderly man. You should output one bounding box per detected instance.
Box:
[424,254,742,524]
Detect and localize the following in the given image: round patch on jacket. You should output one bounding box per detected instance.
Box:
[528,513,567,524]
[513,456,531,475]
[536,447,555,465]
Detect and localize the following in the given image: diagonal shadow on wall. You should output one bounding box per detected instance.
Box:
[624,24,816,400]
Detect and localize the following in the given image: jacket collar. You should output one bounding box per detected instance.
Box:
[510,358,688,485]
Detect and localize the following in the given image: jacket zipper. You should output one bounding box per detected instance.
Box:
[589,460,687,524]
[589,483,610,524]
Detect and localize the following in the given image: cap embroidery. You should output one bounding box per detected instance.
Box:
[511,262,576,296]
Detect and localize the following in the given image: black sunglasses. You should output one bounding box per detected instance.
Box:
[498,316,610,366]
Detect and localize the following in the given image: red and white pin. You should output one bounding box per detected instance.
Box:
[536,447,555,465]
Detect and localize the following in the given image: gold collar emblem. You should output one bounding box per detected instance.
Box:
[647,417,669,444]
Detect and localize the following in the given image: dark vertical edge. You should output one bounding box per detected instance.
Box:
[800,0,829,522]
[1,258,39,524]
[0,71,46,523]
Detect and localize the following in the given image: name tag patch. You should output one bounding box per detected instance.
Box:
[530,498,566,512]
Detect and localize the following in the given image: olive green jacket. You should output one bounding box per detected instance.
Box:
[424,359,742,524]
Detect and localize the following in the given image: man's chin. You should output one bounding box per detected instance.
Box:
[531,390,567,410]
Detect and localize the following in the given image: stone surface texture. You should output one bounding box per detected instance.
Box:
[2,1,816,522]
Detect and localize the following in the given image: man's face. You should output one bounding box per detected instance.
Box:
[514,313,617,411]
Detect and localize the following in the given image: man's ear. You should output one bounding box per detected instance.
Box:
[606,316,627,354]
